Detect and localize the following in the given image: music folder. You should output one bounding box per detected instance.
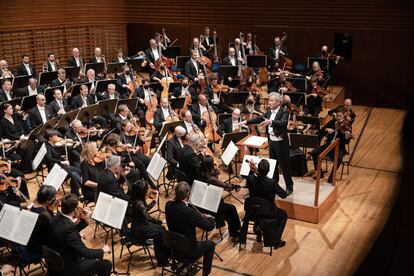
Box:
[189,180,223,213]
[117,98,138,112]
[39,71,58,86]
[99,99,118,116]
[55,109,79,129]
[44,85,64,104]
[146,152,167,181]
[64,66,81,80]
[239,155,277,178]
[95,79,117,94]
[20,95,37,112]
[0,204,39,246]
[85,62,105,75]
[32,142,47,170]
[92,192,128,229]
[43,163,68,190]
[221,141,239,167]
[106,62,126,74]
[221,131,249,149]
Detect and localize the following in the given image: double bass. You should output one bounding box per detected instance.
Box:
[278,32,293,71]
[144,88,158,125]
[203,101,220,143]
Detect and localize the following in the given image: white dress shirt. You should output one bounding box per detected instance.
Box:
[24,63,32,75]
[229,56,236,66]
[268,107,283,141]
[75,57,80,66]
[4,90,12,101]
[162,108,170,120]
[192,59,199,74]
[184,121,194,134]
[199,104,207,115]
[37,105,47,123]
[28,86,37,96]
[152,48,160,60]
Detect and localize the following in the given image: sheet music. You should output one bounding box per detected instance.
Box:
[146,152,167,180]
[239,155,277,178]
[220,140,239,166]
[190,180,223,213]
[32,143,47,170]
[0,204,39,246]
[243,135,268,147]
[92,192,128,229]
[43,164,68,190]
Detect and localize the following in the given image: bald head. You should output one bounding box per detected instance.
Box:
[175,126,187,137]
[232,108,241,121]
[0,60,7,69]
[321,45,328,53]
[72,48,80,57]
[344,99,352,111]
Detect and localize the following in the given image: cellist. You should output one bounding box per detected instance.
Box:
[151,62,173,97]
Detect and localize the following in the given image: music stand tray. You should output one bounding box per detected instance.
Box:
[117,98,138,112]
[218,65,239,79]
[21,95,37,112]
[170,97,185,110]
[287,77,307,92]
[289,133,319,149]
[64,66,81,80]
[45,85,64,104]
[39,71,58,86]
[44,116,60,129]
[218,113,232,126]
[76,104,99,123]
[95,79,117,94]
[247,55,267,68]
[221,131,249,149]
[168,82,181,93]
[85,63,105,75]
[106,62,126,75]
[295,115,321,130]
[98,99,118,116]
[55,109,79,129]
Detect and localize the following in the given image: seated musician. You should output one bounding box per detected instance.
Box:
[120,119,150,167]
[1,103,35,173]
[151,62,171,96]
[90,47,105,64]
[198,156,241,240]
[15,54,36,77]
[28,185,58,257]
[189,94,210,130]
[20,77,44,97]
[28,94,53,130]
[241,94,262,117]
[310,108,353,183]
[304,77,325,117]
[268,36,289,70]
[245,32,259,55]
[50,194,112,276]
[233,38,246,64]
[0,79,15,102]
[112,48,126,63]
[0,59,13,78]
[245,159,288,248]
[0,172,26,209]
[166,126,187,180]
[154,97,174,132]
[110,104,131,131]
[44,129,82,196]
[328,98,356,125]
[185,50,204,82]
[177,134,204,185]
[305,61,325,87]
[100,83,120,100]
[48,88,70,117]
[117,65,134,99]
[80,142,103,202]
[133,79,152,126]
[203,77,233,114]
[165,181,216,276]
[222,47,238,66]
[67,47,84,68]
[277,73,297,94]
[51,68,73,92]
[81,69,102,101]
[145,39,161,74]
[217,108,245,137]
[172,77,197,104]
[180,110,198,135]
[97,155,130,201]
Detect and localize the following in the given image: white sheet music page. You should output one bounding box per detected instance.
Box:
[146,152,167,180]
[203,184,223,213]
[243,135,268,147]
[43,164,68,190]
[189,180,208,208]
[0,204,38,245]
[92,192,128,229]
[220,140,239,166]
[240,155,277,178]
[32,142,47,170]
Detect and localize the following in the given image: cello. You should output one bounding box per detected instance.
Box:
[203,101,220,143]
[238,32,251,84]
[278,32,293,71]
[144,87,158,125]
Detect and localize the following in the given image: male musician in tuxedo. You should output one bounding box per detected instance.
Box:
[217,108,244,137]
[112,48,127,63]
[233,38,246,64]
[239,92,294,195]
[165,181,216,276]
[311,109,353,183]
[43,52,59,72]
[68,47,84,68]
[189,94,209,130]
[166,126,187,179]
[222,47,238,66]
[90,47,105,64]
[48,88,70,117]
[110,104,130,132]
[64,119,84,163]
[50,194,112,276]
[133,79,152,126]
[0,79,15,102]
[172,77,197,104]
[153,97,172,132]
[145,39,161,76]
[189,37,206,58]
[0,59,13,77]
[268,36,289,70]
[100,83,120,100]
[19,77,44,97]
[177,134,204,185]
[28,94,53,130]
[246,159,288,247]
[15,54,36,76]
[201,27,216,59]
[98,155,130,201]
[328,98,356,126]
[80,69,101,100]
[185,50,204,81]
[180,110,197,135]
[117,65,133,99]
[51,68,73,92]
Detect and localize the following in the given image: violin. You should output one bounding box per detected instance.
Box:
[79,127,104,139]
[311,85,328,98]
[212,82,230,94]
[335,119,354,139]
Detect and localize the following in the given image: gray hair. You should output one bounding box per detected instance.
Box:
[269,92,283,102]
[106,155,121,169]
[117,104,128,113]
[188,133,201,146]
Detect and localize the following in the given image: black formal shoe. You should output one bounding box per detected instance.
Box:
[327,177,333,183]
[274,240,286,249]
[256,234,262,243]
[285,188,293,195]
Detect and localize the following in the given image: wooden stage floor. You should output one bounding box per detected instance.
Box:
[23,105,404,276]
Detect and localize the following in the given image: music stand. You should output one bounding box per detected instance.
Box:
[44,85,64,104]
[25,123,45,144]
[76,104,99,124]
[106,62,126,75]
[287,76,307,92]
[218,65,238,81]
[175,56,190,70]
[39,71,58,87]
[21,95,37,112]
[289,133,319,155]
[85,63,105,75]
[218,113,232,126]
[307,57,329,70]
[159,120,183,140]
[64,66,80,80]
[126,59,144,72]
[168,82,181,94]
[246,55,267,68]
[162,46,181,58]
[12,75,31,90]
[221,131,249,150]
[223,92,249,105]
[70,82,92,97]
[283,92,306,106]
[98,99,118,116]
[95,79,117,94]
[55,110,79,129]
[169,97,185,110]
[117,98,138,112]
[44,116,60,129]
[295,115,321,130]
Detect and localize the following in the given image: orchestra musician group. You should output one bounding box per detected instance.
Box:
[0,27,354,276]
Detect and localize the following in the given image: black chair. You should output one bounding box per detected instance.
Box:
[239,196,274,255]
[10,243,45,276]
[42,246,64,276]
[119,224,155,273]
[161,230,202,276]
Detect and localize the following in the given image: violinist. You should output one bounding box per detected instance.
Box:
[48,88,70,117]
[80,142,103,202]
[97,155,130,201]
[120,119,151,166]
[303,77,326,117]
[318,45,341,74]
[0,173,25,208]
[100,83,120,100]
[310,108,353,183]
[133,79,153,126]
[44,129,82,196]
[243,77,261,103]
[110,104,132,132]
[305,61,325,86]
[278,73,297,94]
[222,47,239,66]
[165,126,187,180]
[268,36,289,70]
[172,77,197,104]
[51,68,73,92]
[185,50,205,82]
[79,69,102,99]
[217,108,246,136]
[328,98,356,126]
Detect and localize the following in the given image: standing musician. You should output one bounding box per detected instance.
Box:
[303,76,326,117]
[42,52,59,72]
[0,79,15,102]
[117,65,134,99]
[318,45,341,73]
[165,126,187,180]
[268,36,289,70]
[20,78,44,97]
[80,142,103,202]
[245,33,259,55]
[145,39,161,75]
[201,27,216,59]
[222,47,239,66]
[217,108,245,136]
[172,77,197,104]
[28,94,53,130]
[154,97,176,132]
[15,54,36,77]
[90,47,106,64]
[112,48,127,63]
[239,92,294,195]
[50,194,112,276]
[51,68,73,93]
[165,181,216,276]
[190,37,207,58]
[233,38,246,64]
[189,94,210,131]
[185,50,205,82]
[68,47,85,69]
[44,129,82,196]
[310,108,353,183]
[48,88,70,117]
[328,98,356,126]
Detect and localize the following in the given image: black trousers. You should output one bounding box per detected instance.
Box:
[78,258,112,276]
[269,139,294,189]
[311,143,346,179]
[202,200,241,236]
[271,207,288,243]
[196,240,215,275]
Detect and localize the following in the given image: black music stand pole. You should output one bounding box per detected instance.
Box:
[110,226,129,275]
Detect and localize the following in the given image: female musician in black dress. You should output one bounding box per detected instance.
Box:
[80,142,104,202]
